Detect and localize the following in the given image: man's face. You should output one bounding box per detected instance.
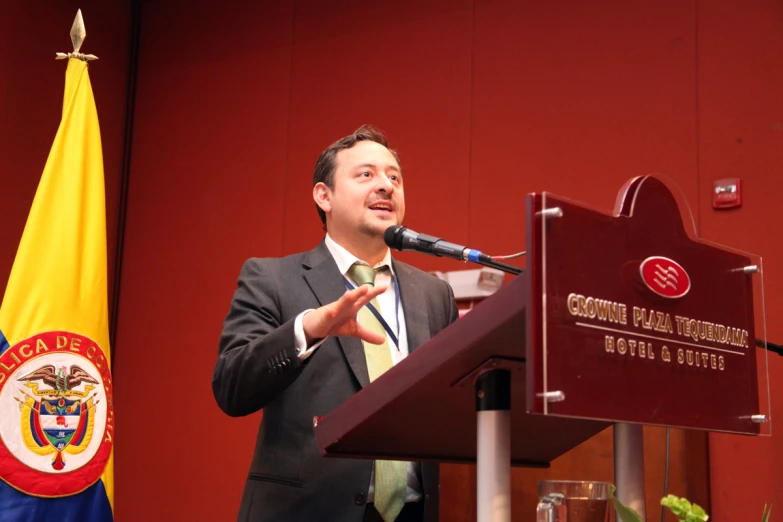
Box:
[319,140,405,240]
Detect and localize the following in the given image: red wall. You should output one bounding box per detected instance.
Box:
[698,0,783,518]
[112,3,293,520]
[1,1,781,521]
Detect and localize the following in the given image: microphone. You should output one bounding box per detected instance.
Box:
[384,226,522,275]
[384,225,478,262]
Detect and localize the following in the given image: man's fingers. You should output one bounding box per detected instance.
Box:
[355,324,386,345]
[337,284,388,311]
[332,286,368,315]
[353,284,388,308]
[327,284,391,327]
[340,285,369,303]
[367,284,389,298]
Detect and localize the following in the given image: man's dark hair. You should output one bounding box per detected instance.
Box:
[312,124,401,229]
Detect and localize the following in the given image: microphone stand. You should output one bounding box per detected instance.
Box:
[472,257,523,276]
[756,339,783,356]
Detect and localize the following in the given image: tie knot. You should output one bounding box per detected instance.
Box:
[347,262,388,287]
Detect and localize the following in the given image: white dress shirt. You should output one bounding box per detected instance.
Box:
[293,234,422,503]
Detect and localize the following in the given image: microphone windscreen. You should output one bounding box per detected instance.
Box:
[384,225,403,249]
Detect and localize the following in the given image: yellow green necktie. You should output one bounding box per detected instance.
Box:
[347,262,407,522]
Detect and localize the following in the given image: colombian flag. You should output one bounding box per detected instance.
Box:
[0,58,114,521]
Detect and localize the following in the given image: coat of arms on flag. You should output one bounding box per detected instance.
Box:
[0,332,114,496]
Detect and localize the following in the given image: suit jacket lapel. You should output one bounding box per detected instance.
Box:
[302,241,370,388]
[394,261,430,354]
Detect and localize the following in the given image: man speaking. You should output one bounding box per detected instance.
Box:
[212,125,459,522]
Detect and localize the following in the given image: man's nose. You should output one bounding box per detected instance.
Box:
[375,174,394,192]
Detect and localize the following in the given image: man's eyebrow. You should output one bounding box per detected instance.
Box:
[354,163,401,173]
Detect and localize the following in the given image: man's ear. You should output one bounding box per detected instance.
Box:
[313,182,332,215]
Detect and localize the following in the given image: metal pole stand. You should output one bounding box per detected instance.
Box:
[613,423,646,520]
[476,369,511,522]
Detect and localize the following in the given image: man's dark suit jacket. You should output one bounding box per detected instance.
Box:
[212,240,459,522]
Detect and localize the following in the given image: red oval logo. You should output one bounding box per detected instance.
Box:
[639,257,690,298]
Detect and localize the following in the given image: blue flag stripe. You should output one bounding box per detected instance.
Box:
[0,480,112,522]
[0,330,9,355]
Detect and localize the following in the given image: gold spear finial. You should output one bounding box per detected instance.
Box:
[55,9,99,61]
[71,9,86,53]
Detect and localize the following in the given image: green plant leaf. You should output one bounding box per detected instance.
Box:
[661,494,708,522]
[609,484,645,522]
[762,503,772,522]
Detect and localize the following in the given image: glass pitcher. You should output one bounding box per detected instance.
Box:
[536,480,611,522]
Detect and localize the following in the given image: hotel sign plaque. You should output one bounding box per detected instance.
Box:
[526,176,769,435]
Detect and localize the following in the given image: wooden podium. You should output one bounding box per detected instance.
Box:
[314,176,770,521]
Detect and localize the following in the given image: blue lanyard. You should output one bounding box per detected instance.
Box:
[342,272,402,351]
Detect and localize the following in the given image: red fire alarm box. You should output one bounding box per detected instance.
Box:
[713,178,742,209]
